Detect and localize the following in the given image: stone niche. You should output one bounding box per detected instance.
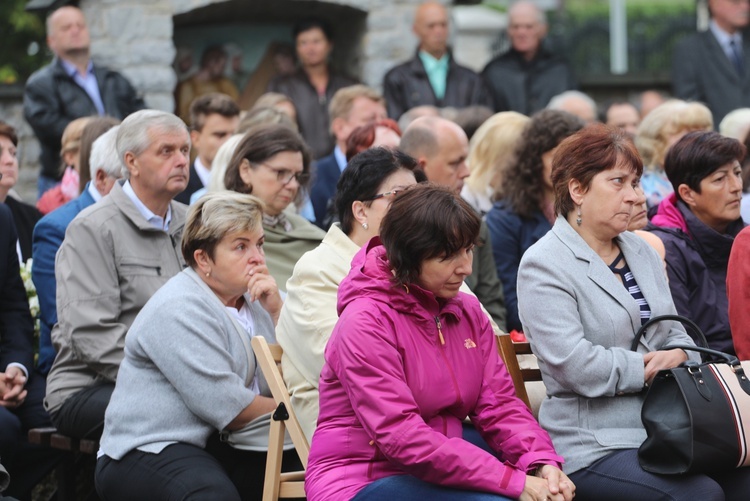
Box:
[81,0,428,112]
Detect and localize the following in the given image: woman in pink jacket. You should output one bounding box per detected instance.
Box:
[305,184,574,501]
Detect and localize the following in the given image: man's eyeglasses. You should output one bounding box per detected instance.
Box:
[361,188,407,202]
[257,163,309,185]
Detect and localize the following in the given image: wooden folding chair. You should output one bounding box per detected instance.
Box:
[496,334,543,410]
[251,337,309,500]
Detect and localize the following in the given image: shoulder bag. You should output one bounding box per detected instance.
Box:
[631,314,750,475]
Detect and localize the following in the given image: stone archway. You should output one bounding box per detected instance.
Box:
[79,0,429,111]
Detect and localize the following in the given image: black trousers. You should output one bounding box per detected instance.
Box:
[95,433,302,501]
[569,449,750,501]
[0,371,61,499]
[50,382,115,440]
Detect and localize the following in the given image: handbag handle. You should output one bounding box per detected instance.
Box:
[630,314,708,351]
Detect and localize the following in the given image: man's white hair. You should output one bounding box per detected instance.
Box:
[89,126,127,180]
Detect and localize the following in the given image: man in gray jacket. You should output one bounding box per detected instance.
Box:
[44,110,190,440]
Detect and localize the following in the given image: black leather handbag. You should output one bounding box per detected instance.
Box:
[631,314,750,475]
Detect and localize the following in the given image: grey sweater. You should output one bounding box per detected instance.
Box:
[99,267,276,460]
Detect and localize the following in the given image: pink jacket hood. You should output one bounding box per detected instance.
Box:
[650,193,688,234]
[305,238,563,501]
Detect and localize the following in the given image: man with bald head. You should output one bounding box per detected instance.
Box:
[24,5,144,198]
[673,0,750,126]
[482,1,574,114]
[383,2,492,120]
[400,116,507,330]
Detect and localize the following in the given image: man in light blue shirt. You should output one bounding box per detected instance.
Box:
[44,110,189,441]
[24,6,144,198]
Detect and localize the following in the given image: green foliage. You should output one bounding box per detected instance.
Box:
[0,0,49,85]
[559,0,695,20]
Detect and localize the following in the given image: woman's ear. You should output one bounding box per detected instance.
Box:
[351,200,368,226]
[239,158,253,186]
[678,183,696,207]
[193,249,211,275]
[568,178,584,206]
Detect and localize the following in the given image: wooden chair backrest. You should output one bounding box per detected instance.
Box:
[251,337,309,500]
[495,334,542,410]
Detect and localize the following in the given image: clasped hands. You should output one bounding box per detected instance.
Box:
[0,366,27,409]
[521,464,575,501]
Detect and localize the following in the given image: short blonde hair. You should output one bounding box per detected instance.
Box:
[61,116,93,156]
[719,108,750,140]
[465,112,529,194]
[182,191,265,268]
[328,85,384,131]
[635,100,713,169]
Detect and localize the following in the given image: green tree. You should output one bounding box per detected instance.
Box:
[0,0,49,85]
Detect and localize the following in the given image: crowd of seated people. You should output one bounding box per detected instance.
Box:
[5,2,750,500]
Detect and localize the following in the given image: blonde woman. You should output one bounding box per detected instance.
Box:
[635,100,712,208]
[461,112,529,215]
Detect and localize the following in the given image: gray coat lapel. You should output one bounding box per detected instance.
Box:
[553,217,642,336]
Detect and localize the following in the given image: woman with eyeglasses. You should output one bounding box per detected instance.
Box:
[276,147,421,441]
[224,124,325,289]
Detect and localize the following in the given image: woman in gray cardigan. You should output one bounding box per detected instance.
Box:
[95,192,299,501]
[517,125,750,500]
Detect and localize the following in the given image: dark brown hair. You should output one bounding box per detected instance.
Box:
[497,109,584,218]
[189,92,240,131]
[380,183,480,286]
[224,124,312,195]
[552,124,643,216]
[0,122,18,146]
[664,131,746,201]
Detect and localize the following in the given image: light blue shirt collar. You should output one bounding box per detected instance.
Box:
[60,58,105,116]
[122,180,172,231]
[710,20,743,57]
[87,181,103,203]
[418,50,450,100]
[333,145,347,173]
[193,157,211,187]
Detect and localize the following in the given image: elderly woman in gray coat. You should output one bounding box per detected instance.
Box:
[95,192,299,501]
[517,125,750,501]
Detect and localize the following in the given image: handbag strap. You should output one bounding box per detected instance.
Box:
[629,314,709,352]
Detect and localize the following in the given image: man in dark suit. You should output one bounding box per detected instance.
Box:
[383,1,492,120]
[23,6,144,198]
[32,126,124,376]
[0,204,59,498]
[174,93,240,205]
[309,85,387,228]
[672,0,750,126]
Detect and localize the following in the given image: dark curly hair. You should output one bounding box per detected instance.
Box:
[496,110,584,219]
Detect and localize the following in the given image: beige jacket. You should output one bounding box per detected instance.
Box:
[276,225,502,441]
[45,182,187,414]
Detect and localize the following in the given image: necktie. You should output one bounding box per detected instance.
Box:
[730,39,744,76]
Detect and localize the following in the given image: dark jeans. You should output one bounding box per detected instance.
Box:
[50,383,115,440]
[569,449,750,501]
[95,433,302,501]
[352,475,514,501]
[0,371,61,499]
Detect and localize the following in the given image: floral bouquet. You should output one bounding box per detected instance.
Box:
[19,259,41,355]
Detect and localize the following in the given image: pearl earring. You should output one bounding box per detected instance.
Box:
[362,222,369,230]
[206,271,211,277]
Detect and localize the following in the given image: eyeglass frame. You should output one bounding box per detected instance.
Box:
[359,188,408,202]
[253,162,310,186]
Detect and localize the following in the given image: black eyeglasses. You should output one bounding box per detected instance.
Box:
[256,163,309,185]
[361,188,407,202]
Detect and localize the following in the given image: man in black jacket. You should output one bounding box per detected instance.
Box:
[383,2,492,120]
[482,1,575,115]
[23,6,145,198]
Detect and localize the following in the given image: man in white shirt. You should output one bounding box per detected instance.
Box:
[175,93,240,204]
[673,0,750,126]
[45,110,189,440]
